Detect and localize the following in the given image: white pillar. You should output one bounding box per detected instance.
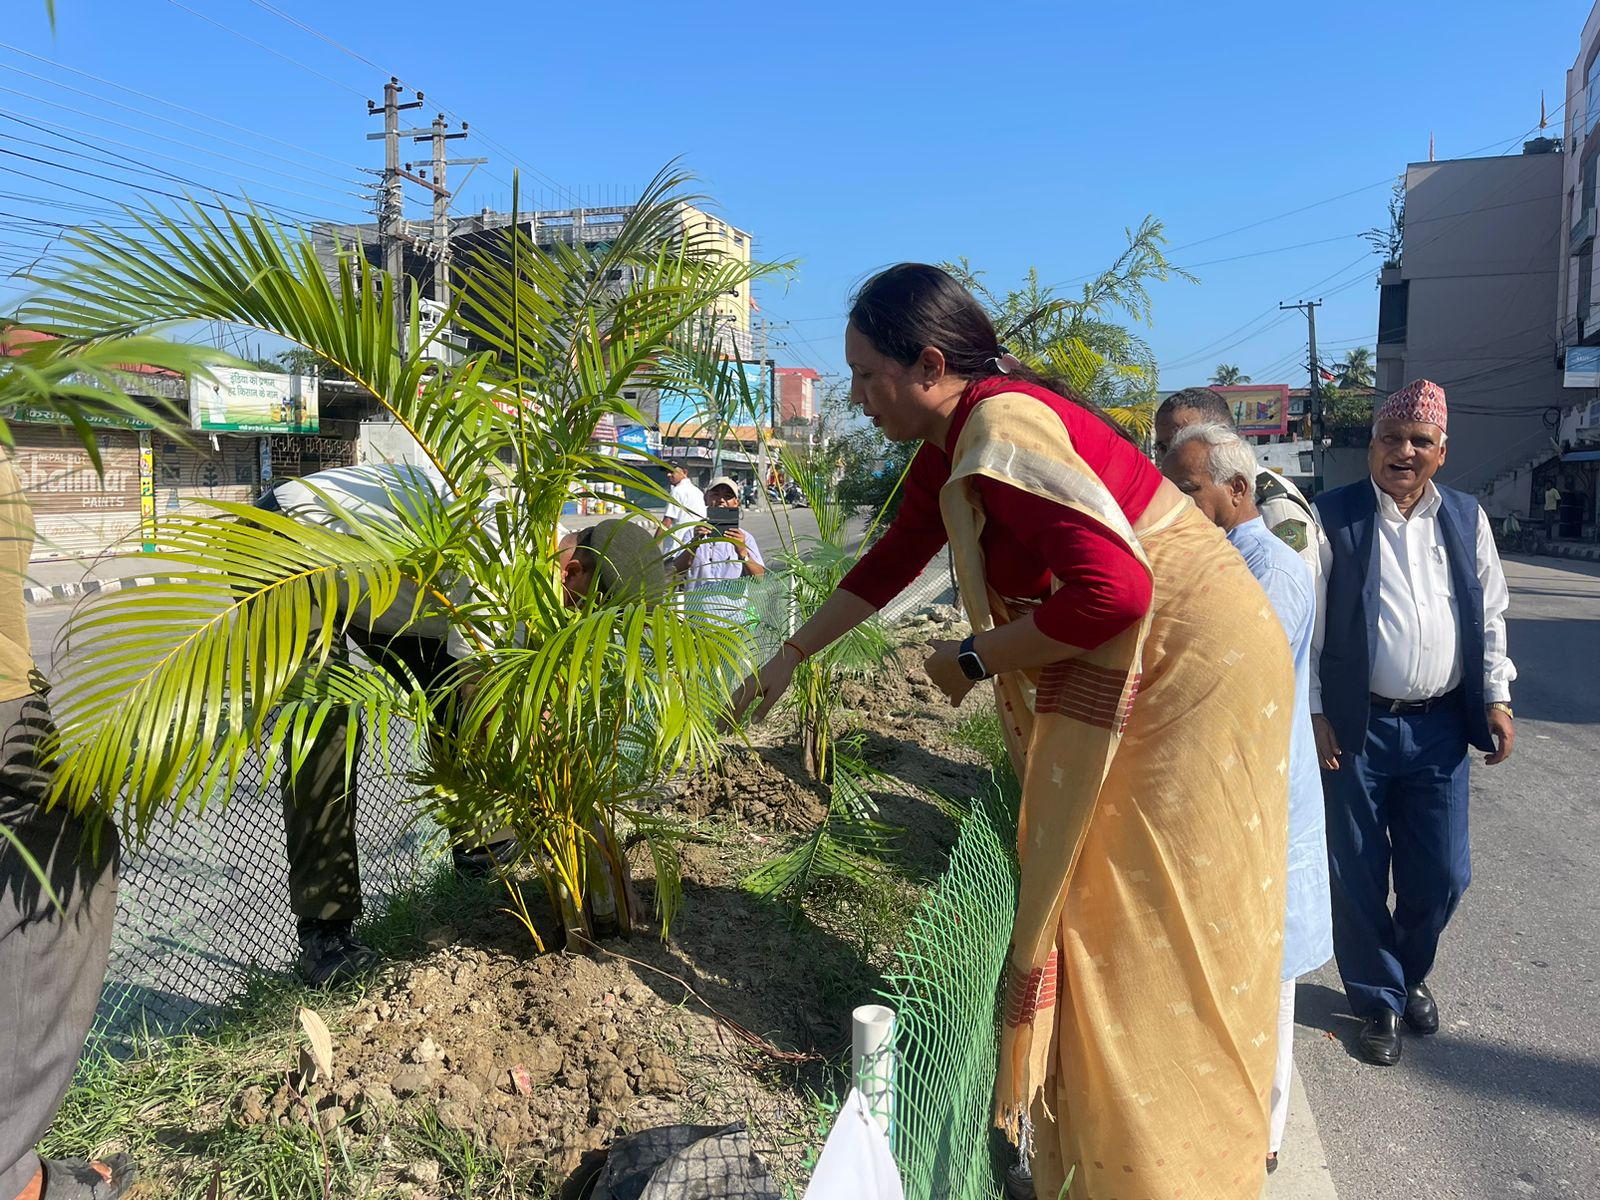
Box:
[851,1004,896,1136]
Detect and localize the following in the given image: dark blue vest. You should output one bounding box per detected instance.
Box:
[1313,480,1496,754]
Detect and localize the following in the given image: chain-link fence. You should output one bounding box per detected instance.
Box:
[879,778,1018,1200]
[92,719,438,1046]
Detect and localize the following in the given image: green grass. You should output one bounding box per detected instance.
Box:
[949,708,1009,775]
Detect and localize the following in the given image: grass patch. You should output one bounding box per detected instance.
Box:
[950,708,1008,774]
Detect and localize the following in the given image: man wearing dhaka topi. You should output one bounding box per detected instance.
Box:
[1310,378,1516,1067]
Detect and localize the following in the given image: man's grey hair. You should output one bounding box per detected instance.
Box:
[1168,421,1258,486]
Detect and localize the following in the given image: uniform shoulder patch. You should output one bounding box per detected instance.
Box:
[1271,518,1308,552]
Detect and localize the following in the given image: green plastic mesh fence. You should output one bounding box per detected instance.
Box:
[879,779,1020,1200]
[92,718,438,1046]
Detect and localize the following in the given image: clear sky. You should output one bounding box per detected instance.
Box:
[2,0,1590,389]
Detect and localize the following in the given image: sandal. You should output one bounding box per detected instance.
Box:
[40,1155,137,1198]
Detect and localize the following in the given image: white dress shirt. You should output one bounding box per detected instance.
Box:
[663,477,705,551]
[1310,480,1515,711]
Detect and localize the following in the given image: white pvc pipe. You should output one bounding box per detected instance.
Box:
[852,1003,896,1136]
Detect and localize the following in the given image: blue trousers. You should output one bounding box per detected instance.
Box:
[1322,700,1472,1019]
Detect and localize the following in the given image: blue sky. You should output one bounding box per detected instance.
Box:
[3,0,1590,389]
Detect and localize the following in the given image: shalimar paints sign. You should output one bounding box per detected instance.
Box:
[190,368,317,434]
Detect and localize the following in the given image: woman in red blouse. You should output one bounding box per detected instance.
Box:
[739,264,1293,1199]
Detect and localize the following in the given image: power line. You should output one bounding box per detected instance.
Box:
[0,107,366,208]
[224,3,586,211]
[160,0,366,97]
[0,123,334,224]
[0,41,356,172]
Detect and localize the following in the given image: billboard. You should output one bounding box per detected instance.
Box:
[1564,345,1600,388]
[1215,384,1290,437]
[190,368,317,433]
[656,360,770,431]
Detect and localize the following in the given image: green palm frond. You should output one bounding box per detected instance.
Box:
[0,334,235,461]
[17,201,515,493]
[742,741,899,913]
[45,504,414,831]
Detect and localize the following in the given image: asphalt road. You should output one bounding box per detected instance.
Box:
[1293,554,1600,1199]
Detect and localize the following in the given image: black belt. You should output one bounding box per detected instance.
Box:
[1369,690,1454,715]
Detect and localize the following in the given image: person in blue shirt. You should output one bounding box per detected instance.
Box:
[1163,421,1333,1176]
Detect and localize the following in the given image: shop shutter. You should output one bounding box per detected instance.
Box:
[14,426,143,559]
[150,431,263,522]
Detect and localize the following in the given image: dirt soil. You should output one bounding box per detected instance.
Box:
[233,612,996,1196]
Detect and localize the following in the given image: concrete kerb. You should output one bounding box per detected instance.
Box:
[23,573,173,606]
[1530,540,1600,563]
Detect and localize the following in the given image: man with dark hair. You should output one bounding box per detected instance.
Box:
[661,462,704,554]
[1155,386,1324,578]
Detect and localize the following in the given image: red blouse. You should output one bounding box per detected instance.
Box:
[839,378,1161,650]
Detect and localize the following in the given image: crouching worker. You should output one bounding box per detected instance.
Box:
[256,463,665,985]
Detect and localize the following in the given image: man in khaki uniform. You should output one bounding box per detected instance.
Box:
[1,452,134,1199]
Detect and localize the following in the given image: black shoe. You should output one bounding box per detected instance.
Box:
[1357,1010,1403,1066]
[452,838,520,879]
[1266,1152,1279,1174]
[1404,982,1439,1035]
[1003,1151,1035,1200]
[297,919,379,987]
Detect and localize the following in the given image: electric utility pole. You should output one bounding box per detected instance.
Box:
[413,113,485,307]
[1281,298,1324,488]
[367,79,425,352]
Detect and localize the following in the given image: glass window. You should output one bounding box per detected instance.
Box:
[1587,54,1600,134]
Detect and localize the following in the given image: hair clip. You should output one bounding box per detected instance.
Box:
[994,350,1024,375]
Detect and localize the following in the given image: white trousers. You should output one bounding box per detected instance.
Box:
[1269,975,1298,1153]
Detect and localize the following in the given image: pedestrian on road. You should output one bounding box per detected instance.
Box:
[1543,482,1562,540]
[661,462,705,553]
[1154,386,1326,583]
[1,451,135,1200]
[1311,379,1516,1067]
[740,263,1293,1200]
[1161,422,1333,1176]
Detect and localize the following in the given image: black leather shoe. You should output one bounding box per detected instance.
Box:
[1404,982,1439,1034]
[1357,1010,1403,1066]
[297,919,379,988]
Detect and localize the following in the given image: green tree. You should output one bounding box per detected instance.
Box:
[22,169,785,945]
[1363,177,1405,269]
[1210,363,1250,386]
[944,216,1193,440]
[1335,346,1374,389]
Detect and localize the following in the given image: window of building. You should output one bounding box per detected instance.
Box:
[1580,247,1593,329]
[1584,154,1598,213]
[1588,53,1600,135]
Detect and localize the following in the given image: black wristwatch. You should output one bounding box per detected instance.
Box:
[957,635,992,682]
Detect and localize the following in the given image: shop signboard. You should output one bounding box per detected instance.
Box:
[1215,384,1291,437]
[190,368,317,433]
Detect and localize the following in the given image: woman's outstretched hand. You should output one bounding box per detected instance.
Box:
[924,639,977,707]
[730,646,801,725]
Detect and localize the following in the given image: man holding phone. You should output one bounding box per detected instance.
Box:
[674,476,765,623]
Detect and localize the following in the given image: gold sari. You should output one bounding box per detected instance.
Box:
[940,393,1291,1199]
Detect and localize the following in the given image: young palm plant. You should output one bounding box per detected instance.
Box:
[22,168,785,944]
[742,446,905,914]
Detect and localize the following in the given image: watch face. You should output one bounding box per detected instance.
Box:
[958,650,986,681]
